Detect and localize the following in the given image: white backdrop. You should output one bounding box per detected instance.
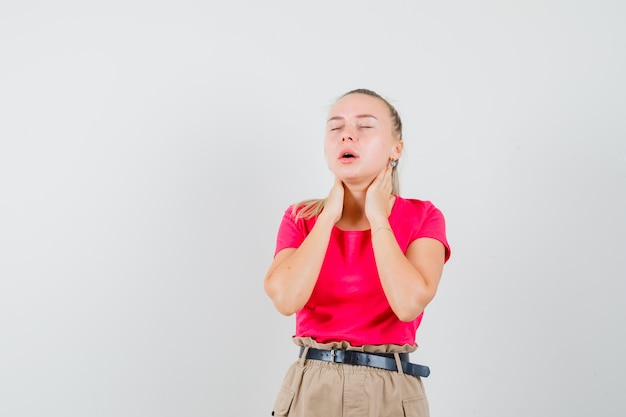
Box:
[1,1,624,416]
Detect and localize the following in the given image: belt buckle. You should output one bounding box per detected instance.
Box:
[330,349,337,362]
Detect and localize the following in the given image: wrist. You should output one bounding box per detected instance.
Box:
[371,226,393,237]
[317,211,339,228]
[368,217,390,231]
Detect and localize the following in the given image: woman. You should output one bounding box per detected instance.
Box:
[264,89,450,417]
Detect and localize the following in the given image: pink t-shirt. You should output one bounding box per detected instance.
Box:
[274,196,451,347]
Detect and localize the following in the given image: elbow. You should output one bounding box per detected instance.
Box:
[271,295,300,316]
[393,292,436,322]
[395,307,424,322]
[264,280,300,316]
[274,303,297,317]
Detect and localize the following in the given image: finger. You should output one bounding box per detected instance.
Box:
[333,176,345,192]
[372,165,388,185]
[380,162,392,184]
[385,161,393,178]
[380,164,394,193]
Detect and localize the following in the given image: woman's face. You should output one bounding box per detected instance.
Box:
[324,93,402,185]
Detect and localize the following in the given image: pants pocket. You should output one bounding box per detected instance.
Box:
[402,395,430,417]
[272,386,295,417]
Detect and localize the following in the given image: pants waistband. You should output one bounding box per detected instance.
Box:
[299,347,430,378]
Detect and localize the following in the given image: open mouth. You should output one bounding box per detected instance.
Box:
[338,148,359,160]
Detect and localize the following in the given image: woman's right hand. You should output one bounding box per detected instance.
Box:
[321,176,345,224]
[264,176,344,316]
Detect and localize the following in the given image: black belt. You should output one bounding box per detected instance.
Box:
[299,347,430,378]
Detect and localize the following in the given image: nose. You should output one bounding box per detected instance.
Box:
[341,136,354,142]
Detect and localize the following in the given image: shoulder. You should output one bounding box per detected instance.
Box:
[394,196,442,217]
[394,196,451,260]
[279,204,317,233]
[391,196,447,232]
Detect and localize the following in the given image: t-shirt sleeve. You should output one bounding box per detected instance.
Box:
[416,204,451,262]
[274,206,307,256]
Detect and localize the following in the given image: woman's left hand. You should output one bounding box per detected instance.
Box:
[365,162,394,224]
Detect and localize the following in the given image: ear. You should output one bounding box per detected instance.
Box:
[390,140,404,160]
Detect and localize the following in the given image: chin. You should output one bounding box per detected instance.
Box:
[333,169,359,181]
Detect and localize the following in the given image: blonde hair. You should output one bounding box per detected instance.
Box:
[292,89,403,220]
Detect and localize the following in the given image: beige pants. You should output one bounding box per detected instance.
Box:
[272,338,430,417]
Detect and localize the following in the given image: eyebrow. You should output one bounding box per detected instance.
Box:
[327,114,379,123]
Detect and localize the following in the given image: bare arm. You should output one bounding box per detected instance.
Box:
[365,163,446,321]
[264,178,344,316]
[371,228,446,322]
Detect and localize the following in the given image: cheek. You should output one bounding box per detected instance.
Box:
[373,140,392,157]
[323,137,334,160]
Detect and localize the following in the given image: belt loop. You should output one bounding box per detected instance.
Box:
[299,346,310,366]
[393,352,405,376]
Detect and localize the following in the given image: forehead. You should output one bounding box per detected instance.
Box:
[328,93,390,119]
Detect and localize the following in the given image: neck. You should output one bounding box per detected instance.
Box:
[343,187,366,213]
[337,184,369,229]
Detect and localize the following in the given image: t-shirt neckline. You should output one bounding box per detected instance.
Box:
[332,195,400,233]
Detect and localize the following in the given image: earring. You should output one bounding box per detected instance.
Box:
[390,160,398,168]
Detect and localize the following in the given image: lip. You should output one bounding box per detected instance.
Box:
[337,147,360,161]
